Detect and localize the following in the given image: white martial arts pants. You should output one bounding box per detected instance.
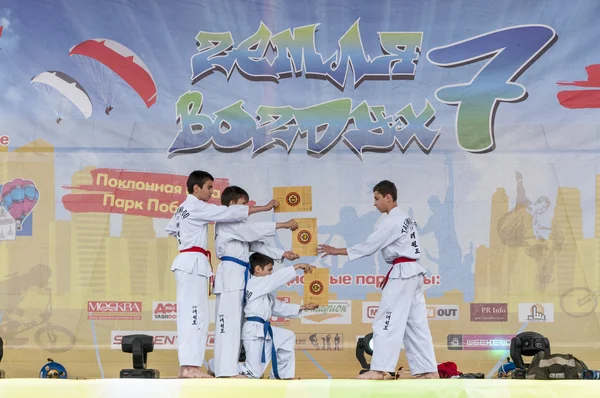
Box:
[213,289,244,377]
[370,274,438,375]
[238,326,296,379]
[174,267,209,367]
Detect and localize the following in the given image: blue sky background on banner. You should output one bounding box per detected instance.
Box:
[1,0,600,299]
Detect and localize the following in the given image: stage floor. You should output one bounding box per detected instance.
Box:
[0,378,597,398]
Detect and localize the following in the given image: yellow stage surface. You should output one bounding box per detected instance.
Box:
[0,379,597,398]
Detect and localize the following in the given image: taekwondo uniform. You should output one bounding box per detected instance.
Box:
[238,266,301,379]
[211,221,285,377]
[165,194,249,369]
[347,206,437,375]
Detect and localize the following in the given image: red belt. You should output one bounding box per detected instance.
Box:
[379,257,416,290]
[180,246,214,295]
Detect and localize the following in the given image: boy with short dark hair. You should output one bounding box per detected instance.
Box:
[318,179,438,380]
[211,185,300,378]
[237,252,317,379]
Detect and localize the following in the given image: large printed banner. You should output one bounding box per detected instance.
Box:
[1,0,600,380]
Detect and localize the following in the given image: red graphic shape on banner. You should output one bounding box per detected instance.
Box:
[557,64,600,109]
[61,169,254,218]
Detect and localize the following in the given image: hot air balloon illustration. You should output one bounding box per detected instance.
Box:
[31,71,93,124]
[1,178,40,231]
[69,38,157,115]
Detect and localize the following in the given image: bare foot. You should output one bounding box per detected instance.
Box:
[413,372,439,379]
[353,370,394,380]
[178,366,214,378]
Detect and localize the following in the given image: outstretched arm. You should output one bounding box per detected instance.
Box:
[249,200,279,215]
[221,220,297,243]
[272,299,302,318]
[318,223,401,261]
[250,263,314,297]
[317,245,348,257]
[250,267,297,298]
[249,239,299,262]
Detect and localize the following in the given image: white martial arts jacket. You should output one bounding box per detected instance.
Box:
[243,267,301,338]
[347,206,427,279]
[165,194,249,277]
[214,221,285,293]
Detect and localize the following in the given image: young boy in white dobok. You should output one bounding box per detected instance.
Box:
[211,185,300,378]
[237,253,317,379]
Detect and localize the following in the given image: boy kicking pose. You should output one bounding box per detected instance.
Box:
[237,253,317,379]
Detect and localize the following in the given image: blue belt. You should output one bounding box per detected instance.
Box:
[246,316,280,379]
[220,256,251,305]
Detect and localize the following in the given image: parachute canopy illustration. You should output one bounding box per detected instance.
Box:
[69,38,157,114]
[1,178,40,231]
[31,71,93,124]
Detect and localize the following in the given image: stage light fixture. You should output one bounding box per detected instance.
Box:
[363,333,374,356]
[356,333,396,377]
[510,331,551,369]
[119,334,160,379]
[0,336,4,378]
[356,333,375,374]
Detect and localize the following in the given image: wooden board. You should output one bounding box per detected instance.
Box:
[303,267,329,306]
[273,186,312,213]
[292,218,317,256]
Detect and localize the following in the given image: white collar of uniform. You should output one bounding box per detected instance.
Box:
[187,194,206,203]
[185,194,205,208]
[388,206,400,216]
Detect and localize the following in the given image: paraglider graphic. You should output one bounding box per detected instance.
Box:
[69,38,157,115]
[31,71,93,124]
[1,178,40,232]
